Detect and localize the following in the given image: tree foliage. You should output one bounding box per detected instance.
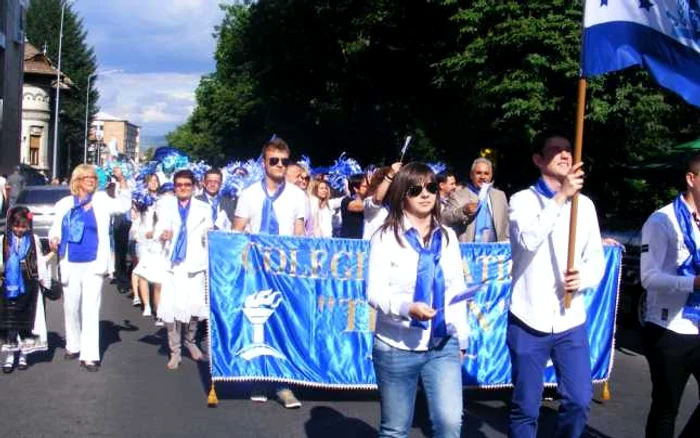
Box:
[170,0,700,228]
[26,0,98,176]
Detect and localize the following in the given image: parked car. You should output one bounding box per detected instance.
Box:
[602,230,645,327]
[0,186,71,251]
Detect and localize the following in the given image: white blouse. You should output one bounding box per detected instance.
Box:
[366,217,469,351]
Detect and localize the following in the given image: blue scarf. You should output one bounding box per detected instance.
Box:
[672,195,700,322]
[260,181,285,235]
[209,194,221,223]
[171,200,190,265]
[404,227,447,338]
[4,234,30,299]
[533,178,556,199]
[59,194,93,258]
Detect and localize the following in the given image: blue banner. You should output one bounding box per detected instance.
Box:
[208,232,622,389]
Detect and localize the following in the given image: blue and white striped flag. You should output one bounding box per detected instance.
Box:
[582,1,700,107]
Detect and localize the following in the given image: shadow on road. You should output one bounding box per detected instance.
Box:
[304,406,376,438]
[99,319,139,360]
[28,331,62,365]
[137,327,169,356]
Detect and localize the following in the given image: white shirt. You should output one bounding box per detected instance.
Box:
[509,186,605,333]
[235,182,307,236]
[363,197,388,240]
[203,193,232,230]
[640,199,700,334]
[309,196,333,238]
[366,219,469,351]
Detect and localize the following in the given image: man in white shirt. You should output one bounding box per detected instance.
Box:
[507,134,605,438]
[233,137,306,408]
[640,154,700,438]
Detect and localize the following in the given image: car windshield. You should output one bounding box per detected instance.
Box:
[16,188,71,205]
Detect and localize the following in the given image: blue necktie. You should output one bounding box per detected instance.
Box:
[260,181,285,235]
[210,195,221,223]
[59,194,93,258]
[404,227,447,338]
[171,201,190,265]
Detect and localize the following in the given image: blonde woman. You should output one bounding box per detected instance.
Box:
[49,165,131,372]
[309,180,333,238]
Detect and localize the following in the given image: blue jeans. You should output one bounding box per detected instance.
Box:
[372,336,463,438]
[507,313,592,438]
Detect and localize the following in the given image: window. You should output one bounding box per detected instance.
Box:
[29,133,40,165]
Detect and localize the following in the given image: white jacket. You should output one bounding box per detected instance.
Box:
[49,189,132,275]
[154,197,213,274]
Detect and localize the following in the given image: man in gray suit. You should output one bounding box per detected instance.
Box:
[195,168,237,229]
[442,157,509,242]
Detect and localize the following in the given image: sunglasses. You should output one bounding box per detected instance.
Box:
[268,157,292,167]
[406,182,439,198]
[298,175,310,182]
[175,182,193,188]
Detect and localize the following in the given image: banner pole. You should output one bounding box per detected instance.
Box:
[565,77,587,309]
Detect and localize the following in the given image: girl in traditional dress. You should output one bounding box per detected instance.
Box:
[0,207,50,373]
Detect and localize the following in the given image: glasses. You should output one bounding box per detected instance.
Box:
[80,175,97,181]
[175,182,193,188]
[204,179,221,185]
[268,157,292,167]
[406,182,439,198]
[298,175,310,182]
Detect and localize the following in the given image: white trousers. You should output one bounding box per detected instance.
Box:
[63,263,104,362]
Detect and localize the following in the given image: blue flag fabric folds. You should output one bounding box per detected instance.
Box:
[207,233,622,389]
[582,1,700,107]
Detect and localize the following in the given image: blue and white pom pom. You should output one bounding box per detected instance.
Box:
[427,162,447,175]
[326,153,363,191]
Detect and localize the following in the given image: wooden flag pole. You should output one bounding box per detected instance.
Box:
[565,77,587,309]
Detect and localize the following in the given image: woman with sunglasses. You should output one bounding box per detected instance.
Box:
[49,164,131,372]
[367,162,469,438]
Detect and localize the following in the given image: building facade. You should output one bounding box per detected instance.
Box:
[21,42,71,173]
[0,0,28,175]
[90,114,140,163]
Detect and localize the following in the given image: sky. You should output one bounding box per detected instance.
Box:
[72,0,236,141]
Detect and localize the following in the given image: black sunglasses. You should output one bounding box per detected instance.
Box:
[406,182,439,198]
[268,157,292,167]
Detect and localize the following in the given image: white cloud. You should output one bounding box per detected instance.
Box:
[72,1,236,135]
[95,72,202,135]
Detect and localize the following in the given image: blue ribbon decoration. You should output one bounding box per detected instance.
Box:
[4,234,31,299]
[171,200,191,265]
[58,194,93,258]
[260,181,285,235]
[533,178,556,199]
[403,227,447,338]
[672,195,700,322]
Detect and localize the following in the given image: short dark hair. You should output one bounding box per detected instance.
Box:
[348,173,366,192]
[436,172,455,185]
[262,137,291,158]
[204,168,223,180]
[687,153,700,175]
[173,169,196,184]
[533,129,572,155]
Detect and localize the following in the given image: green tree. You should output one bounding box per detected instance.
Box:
[26,0,98,176]
[439,0,700,226]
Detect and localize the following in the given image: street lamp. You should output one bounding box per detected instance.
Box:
[51,0,75,180]
[83,69,122,163]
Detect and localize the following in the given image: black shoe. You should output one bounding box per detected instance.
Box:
[80,361,100,372]
[64,351,80,360]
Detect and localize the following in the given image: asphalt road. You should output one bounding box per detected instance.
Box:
[1,283,697,438]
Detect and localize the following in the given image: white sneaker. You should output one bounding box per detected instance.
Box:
[250,391,268,403]
[142,307,152,317]
[154,318,164,327]
[132,296,142,306]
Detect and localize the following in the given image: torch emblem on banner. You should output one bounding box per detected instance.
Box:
[236,289,287,361]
